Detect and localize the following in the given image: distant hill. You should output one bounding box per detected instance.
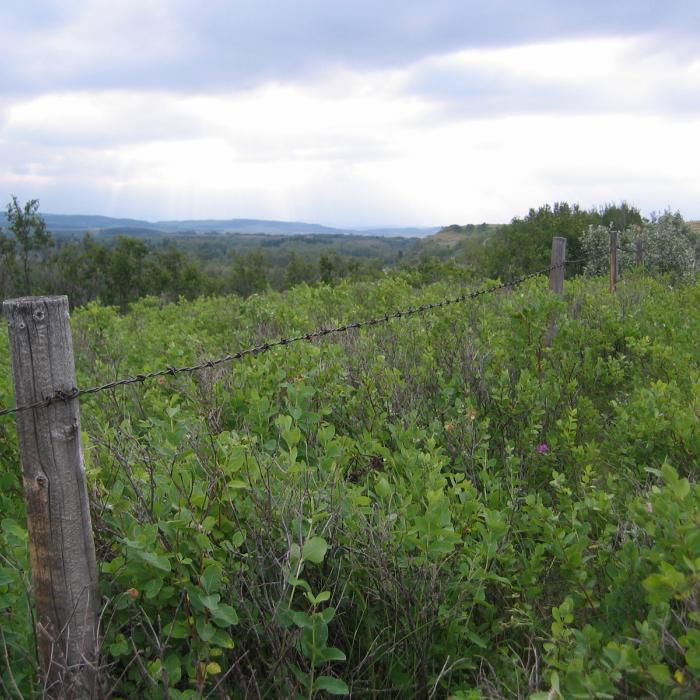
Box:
[40,214,158,231]
[354,226,443,238]
[152,218,346,236]
[422,222,501,248]
[0,213,440,239]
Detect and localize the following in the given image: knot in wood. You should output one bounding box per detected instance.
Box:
[33,309,45,321]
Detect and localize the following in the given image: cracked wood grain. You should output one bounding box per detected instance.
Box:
[4,296,101,699]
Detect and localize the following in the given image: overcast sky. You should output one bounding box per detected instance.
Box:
[1,1,699,226]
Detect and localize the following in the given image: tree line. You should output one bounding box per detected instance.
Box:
[432,201,698,279]
[0,198,392,308]
[2,197,697,310]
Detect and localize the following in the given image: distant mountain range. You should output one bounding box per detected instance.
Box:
[0,213,441,239]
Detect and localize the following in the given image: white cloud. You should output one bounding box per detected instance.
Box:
[1,33,699,224]
[3,1,698,96]
[404,36,700,117]
[3,92,204,147]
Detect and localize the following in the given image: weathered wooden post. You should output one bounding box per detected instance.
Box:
[3,296,101,699]
[549,237,567,295]
[635,236,644,267]
[609,230,618,293]
[546,237,567,346]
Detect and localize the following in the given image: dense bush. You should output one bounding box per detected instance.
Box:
[1,272,699,698]
[484,202,597,278]
[582,211,697,280]
[476,202,645,279]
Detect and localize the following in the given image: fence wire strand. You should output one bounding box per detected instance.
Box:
[0,260,584,418]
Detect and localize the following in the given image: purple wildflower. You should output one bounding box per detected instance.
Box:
[536,442,549,454]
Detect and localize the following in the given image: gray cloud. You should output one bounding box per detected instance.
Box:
[1,96,206,149]
[2,1,699,224]
[0,167,416,227]
[227,133,398,165]
[404,48,700,119]
[1,0,698,96]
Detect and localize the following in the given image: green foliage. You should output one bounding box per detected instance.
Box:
[597,201,643,231]
[0,230,18,298]
[582,210,696,280]
[1,196,53,295]
[1,268,700,697]
[285,251,317,287]
[484,202,598,277]
[0,197,419,306]
[229,249,269,297]
[24,232,404,308]
[480,202,648,280]
[280,533,349,698]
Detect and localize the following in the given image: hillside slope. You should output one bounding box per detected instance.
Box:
[422,222,500,248]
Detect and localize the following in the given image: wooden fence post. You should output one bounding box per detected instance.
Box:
[546,237,567,346]
[609,230,618,293]
[549,237,567,295]
[3,296,101,699]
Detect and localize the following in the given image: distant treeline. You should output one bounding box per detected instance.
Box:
[2,197,697,309]
[413,202,646,272]
[414,201,699,279]
[0,233,411,309]
[0,197,422,307]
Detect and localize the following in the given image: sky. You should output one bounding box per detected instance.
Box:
[1,1,699,227]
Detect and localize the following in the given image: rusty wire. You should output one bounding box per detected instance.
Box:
[0,260,582,418]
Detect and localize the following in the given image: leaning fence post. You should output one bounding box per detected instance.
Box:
[549,237,567,295]
[3,296,101,699]
[609,230,618,293]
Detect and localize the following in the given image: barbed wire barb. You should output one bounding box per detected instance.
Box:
[0,259,586,419]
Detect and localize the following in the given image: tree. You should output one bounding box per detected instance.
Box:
[319,254,336,285]
[49,234,111,306]
[643,211,696,277]
[581,210,696,280]
[482,201,646,278]
[5,196,53,295]
[598,201,643,231]
[106,236,149,309]
[0,230,18,298]
[146,244,205,300]
[485,202,597,278]
[284,251,315,288]
[229,250,268,297]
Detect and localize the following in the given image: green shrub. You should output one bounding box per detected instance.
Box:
[1,273,699,698]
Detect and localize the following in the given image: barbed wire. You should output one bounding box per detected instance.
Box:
[0,259,585,419]
[616,245,640,254]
